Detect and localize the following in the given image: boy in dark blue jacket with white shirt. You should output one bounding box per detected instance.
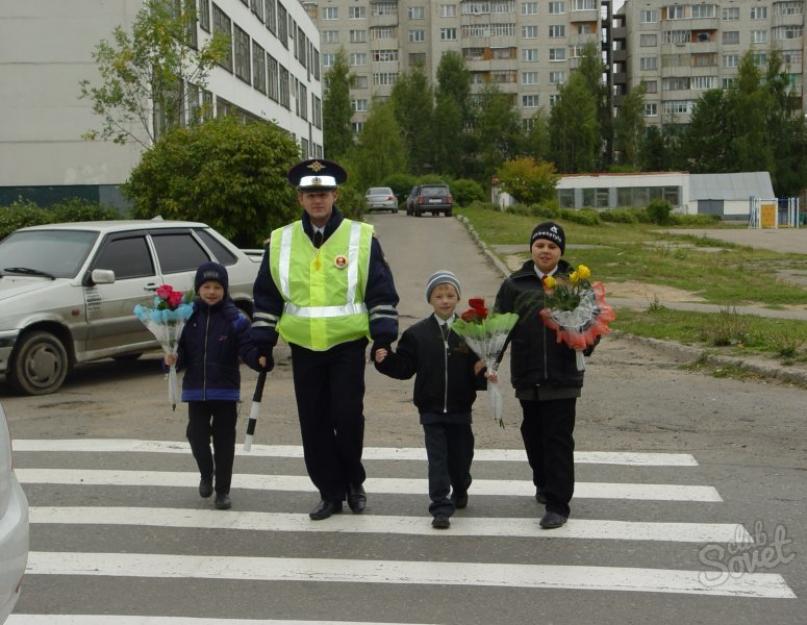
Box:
[374,271,491,529]
[165,262,260,510]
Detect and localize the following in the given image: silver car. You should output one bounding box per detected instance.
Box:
[0,402,28,623]
[0,220,260,395]
[364,187,398,213]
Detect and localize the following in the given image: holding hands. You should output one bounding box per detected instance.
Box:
[164,353,177,367]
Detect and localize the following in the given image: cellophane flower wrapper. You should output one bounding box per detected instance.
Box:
[452,311,519,428]
[134,298,194,410]
[540,281,615,370]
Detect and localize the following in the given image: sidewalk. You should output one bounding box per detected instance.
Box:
[457,215,807,386]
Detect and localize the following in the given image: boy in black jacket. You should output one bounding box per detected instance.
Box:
[374,271,489,529]
[165,262,260,510]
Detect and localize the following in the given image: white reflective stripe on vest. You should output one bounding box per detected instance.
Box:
[346,221,362,304]
[284,302,369,318]
[278,224,294,299]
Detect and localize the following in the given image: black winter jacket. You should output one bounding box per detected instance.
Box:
[176,299,260,402]
[494,259,585,397]
[374,315,486,423]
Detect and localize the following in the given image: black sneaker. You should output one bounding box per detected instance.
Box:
[539,510,567,529]
[451,491,468,509]
[214,493,232,510]
[199,478,213,499]
[431,515,451,529]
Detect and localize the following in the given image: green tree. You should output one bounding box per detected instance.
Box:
[576,42,609,167]
[496,157,559,204]
[613,85,646,167]
[434,51,477,178]
[124,116,299,247]
[436,51,473,125]
[323,48,354,160]
[348,100,407,192]
[472,85,522,181]
[549,72,599,173]
[390,66,434,173]
[79,0,228,147]
[432,94,465,178]
[683,89,733,172]
[524,109,551,161]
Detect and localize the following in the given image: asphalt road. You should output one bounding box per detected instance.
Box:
[4,212,806,625]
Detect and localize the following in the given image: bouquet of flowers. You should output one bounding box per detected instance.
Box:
[539,264,615,371]
[452,297,519,428]
[133,284,194,410]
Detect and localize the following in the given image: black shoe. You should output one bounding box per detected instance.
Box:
[214,493,231,510]
[199,478,213,499]
[432,515,451,529]
[539,511,567,529]
[535,487,547,505]
[309,500,343,520]
[347,483,367,513]
[451,491,468,509]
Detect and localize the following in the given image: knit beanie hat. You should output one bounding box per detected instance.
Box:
[194,261,229,295]
[530,221,566,254]
[425,270,461,302]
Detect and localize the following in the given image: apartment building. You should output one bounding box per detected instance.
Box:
[615,0,805,127]
[0,0,322,207]
[304,0,604,133]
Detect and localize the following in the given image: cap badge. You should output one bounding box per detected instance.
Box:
[307,160,325,172]
[334,255,348,269]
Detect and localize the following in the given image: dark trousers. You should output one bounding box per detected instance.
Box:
[290,339,367,502]
[187,400,238,495]
[519,398,576,517]
[423,422,474,517]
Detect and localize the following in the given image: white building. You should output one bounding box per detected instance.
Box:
[0,0,322,208]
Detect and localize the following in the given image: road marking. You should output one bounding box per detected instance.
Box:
[17,469,722,501]
[6,617,437,625]
[12,439,698,466]
[29,506,752,543]
[25,552,796,599]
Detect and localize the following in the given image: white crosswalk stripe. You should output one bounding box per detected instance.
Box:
[11,439,797,623]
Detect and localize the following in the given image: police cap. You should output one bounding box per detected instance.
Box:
[287,159,348,191]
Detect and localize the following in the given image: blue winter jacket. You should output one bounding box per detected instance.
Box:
[175,298,260,402]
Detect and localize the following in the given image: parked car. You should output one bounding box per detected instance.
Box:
[364,187,398,213]
[0,220,260,395]
[0,402,28,624]
[405,184,453,217]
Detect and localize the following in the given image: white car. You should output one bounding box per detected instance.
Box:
[0,220,260,395]
[0,402,28,623]
[364,187,398,213]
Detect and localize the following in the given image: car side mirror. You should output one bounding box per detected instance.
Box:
[90,269,116,285]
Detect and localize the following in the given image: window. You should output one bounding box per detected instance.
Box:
[522,1,538,15]
[783,50,802,65]
[297,83,307,120]
[372,27,396,39]
[573,0,596,9]
[352,121,364,134]
[349,52,368,66]
[279,65,290,108]
[373,49,398,62]
[152,234,208,274]
[663,100,693,115]
[312,95,322,129]
[722,54,738,67]
[774,26,803,40]
[549,1,565,13]
[322,6,338,19]
[722,30,739,44]
[233,24,250,83]
[752,52,768,65]
[640,34,657,46]
[267,54,278,100]
[251,0,264,22]
[640,9,657,22]
[351,74,369,88]
[549,94,561,106]
[440,4,457,17]
[374,2,397,16]
[692,52,717,66]
[265,0,276,33]
[212,4,232,72]
[667,5,685,19]
[549,47,566,61]
[522,48,538,61]
[751,30,768,43]
[440,27,457,40]
[662,30,689,44]
[199,0,211,31]
[463,1,491,14]
[350,30,367,43]
[409,29,425,41]
[493,1,515,13]
[548,24,565,37]
[640,56,657,70]
[409,52,426,65]
[663,77,690,90]
[691,75,717,89]
[252,42,266,93]
[641,80,657,93]
[522,71,538,84]
[277,2,287,46]
[373,72,398,85]
[349,5,366,18]
[691,4,716,18]
[323,30,339,43]
[549,70,565,84]
[195,230,237,265]
[750,6,767,19]
[721,6,739,20]
[777,1,803,15]
[351,99,368,112]
[95,236,154,279]
[322,53,335,67]
[408,6,425,19]
[522,94,539,107]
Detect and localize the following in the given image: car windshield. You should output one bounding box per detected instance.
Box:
[0,229,98,278]
[367,187,392,195]
[422,186,448,196]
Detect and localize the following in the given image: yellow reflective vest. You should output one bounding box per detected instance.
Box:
[268,219,373,351]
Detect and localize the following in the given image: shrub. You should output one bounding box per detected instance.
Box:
[600,208,640,223]
[560,208,600,226]
[0,200,53,239]
[336,185,366,220]
[528,202,561,219]
[646,198,673,225]
[467,200,497,212]
[382,173,417,204]
[670,213,721,226]
[50,198,121,222]
[506,203,532,216]
[451,178,486,207]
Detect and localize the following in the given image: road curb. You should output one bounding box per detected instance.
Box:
[455,214,807,387]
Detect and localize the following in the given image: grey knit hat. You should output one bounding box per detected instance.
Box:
[425,270,461,302]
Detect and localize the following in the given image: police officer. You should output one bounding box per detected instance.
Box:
[251,158,399,520]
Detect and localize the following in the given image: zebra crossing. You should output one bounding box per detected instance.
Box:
[8,438,797,625]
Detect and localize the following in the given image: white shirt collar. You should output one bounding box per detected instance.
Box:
[534,265,558,280]
[434,313,454,328]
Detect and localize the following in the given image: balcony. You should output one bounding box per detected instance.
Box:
[369,14,399,27]
[569,9,599,22]
[687,17,719,30]
[613,48,627,62]
[773,13,805,27]
[611,26,627,39]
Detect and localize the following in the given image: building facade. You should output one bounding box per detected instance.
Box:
[305,0,603,133]
[0,0,322,208]
[615,0,805,126]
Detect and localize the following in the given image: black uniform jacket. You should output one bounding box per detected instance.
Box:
[250,207,400,353]
[375,315,486,419]
[494,259,585,395]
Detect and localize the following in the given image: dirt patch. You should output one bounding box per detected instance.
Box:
[601,280,705,302]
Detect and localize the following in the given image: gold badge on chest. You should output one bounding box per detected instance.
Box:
[334,255,348,269]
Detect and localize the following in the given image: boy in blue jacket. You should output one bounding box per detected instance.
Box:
[165,262,260,510]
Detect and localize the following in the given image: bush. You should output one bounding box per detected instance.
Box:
[451,178,486,207]
[50,198,121,222]
[600,208,640,223]
[670,213,721,226]
[467,200,497,212]
[0,200,52,239]
[647,198,673,225]
[336,185,366,220]
[506,203,532,216]
[381,173,417,205]
[560,208,600,226]
[528,202,561,219]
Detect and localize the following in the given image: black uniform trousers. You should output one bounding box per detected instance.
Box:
[423,422,474,517]
[290,338,368,502]
[186,400,238,495]
[519,398,576,517]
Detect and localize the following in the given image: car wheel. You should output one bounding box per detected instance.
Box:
[8,331,69,395]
